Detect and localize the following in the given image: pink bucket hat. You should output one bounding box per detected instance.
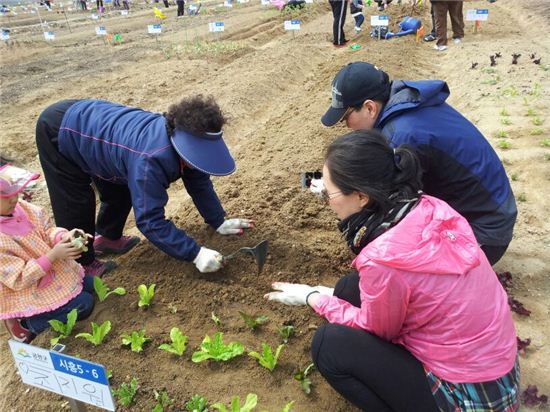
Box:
[0,164,40,198]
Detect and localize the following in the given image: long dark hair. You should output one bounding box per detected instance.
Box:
[164,95,227,136]
[325,129,423,216]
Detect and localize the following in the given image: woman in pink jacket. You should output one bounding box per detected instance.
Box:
[266,130,519,411]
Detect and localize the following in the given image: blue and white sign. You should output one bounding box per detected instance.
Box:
[43,31,55,40]
[148,23,162,34]
[209,21,225,32]
[370,15,389,26]
[223,0,233,7]
[284,19,300,30]
[95,25,107,35]
[261,0,270,5]
[1,30,9,41]
[8,340,114,411]
[466,9,489,21]
[120,9,128,15]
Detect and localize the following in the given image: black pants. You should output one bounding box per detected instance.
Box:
[163,0,170,7]
[329,0,347,45]
[96,0,103,8]
[480,244,508,266]
[177,0,184,16]
[311,273,439,412]
[35,100,133,265]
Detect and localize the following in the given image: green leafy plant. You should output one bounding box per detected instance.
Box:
[501,86,518,97]
[137,283,156,308]
[158,327,188,356]
[497,140,511,150]
[153,389,173,412]
[212,311,222,327]
[495,130,509,139]
[185,394,209,412]
[279,401,295,412]
[239,311,269,331]
[532,117,544,126]
[500,118,512,125]
[294,363,315,395]
[249,343,284,372]
[191,332,244,363]
[75,320,111,346]
[112,377,138,407]
[121,329,151,353]
[528,83,542,97]
[48,308,78,346]
[526,108,538,117]
[540,138,550,147]
[279,325,295,344]
[71,231,88,252]
[510,173,519,181]
[517,193,527,202]
[530,128,544,135]
[500,108,510,117]
[93,276,126,302]
[211,393,257,412]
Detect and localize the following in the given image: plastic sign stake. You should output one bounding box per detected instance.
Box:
[208,21,225,32]
[370,15,388,40]
[223,0,233,7]
[43,31,55,41]
[284,19,300,30]
[1,29,9,41]
[261,0,270,5]
[148,23,162,34]
[95,26,107,35]
[9,340,115,411]
[466,8,488,33]
[121,9,128,15]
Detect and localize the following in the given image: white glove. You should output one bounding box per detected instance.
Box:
[314,285,334,296]
[309,178,325,196]
[216,218,255,235]
[264,282,318,306]
[193,247,224,273]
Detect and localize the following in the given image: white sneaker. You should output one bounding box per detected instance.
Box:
[354,26,361,34]
[453,38,462,44]
[433,44,447,51]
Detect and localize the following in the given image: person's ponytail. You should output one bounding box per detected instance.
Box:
[393,145,422,197]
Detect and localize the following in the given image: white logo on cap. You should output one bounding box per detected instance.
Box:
[331,84,344,109]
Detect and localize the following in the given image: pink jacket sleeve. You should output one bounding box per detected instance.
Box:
[0,251,49,291]
[37,207,68,245]
[313,263,411,341]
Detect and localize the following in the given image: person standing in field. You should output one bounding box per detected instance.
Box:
[329,0,348,47]
[431,0,464,51]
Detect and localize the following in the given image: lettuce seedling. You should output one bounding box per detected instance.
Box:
[48,308,78,346]
[152,389,173,412]
[191,332,244,363]
[121,329,151,353]
[158,327,188,356]
[93,277,126,302]
[75,320,111,346]
[112,377,138,407]
[294,363,315,395]
[279,401,295,412]
[185,394,209,412]
[278,325,295,344]
[249,343,284,372]
[71,231,88,252]
[211,393,257,412]
[137,283,156,308]
[239,311,268,331]
[212,311,222,327]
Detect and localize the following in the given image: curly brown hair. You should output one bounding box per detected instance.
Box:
[164,95,227,136]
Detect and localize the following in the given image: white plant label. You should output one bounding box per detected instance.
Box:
[95,26,107,35]
[370,15,389,26]
[148,24,162,34]
[223,1,233,7]
[43,31,55,40]
[1,31,9,41]
[284,19,300,30]
[120,9,128,15]
[209,21,225,32]
[261,0,270,5]
[466,9,489,21]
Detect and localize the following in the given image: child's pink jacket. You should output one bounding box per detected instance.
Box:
[313,195,517,383]
[0,200,84,319]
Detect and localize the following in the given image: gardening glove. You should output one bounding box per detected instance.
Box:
[264,282,318,306]
[314,285,334,296]
[216,218,255,235]
[309,178,325,196]
[193,247,224,273]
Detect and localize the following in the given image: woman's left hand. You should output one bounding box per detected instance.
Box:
[216,218,255,235]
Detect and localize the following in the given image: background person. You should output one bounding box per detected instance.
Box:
[329,0,348,47]
[0,165,95,344]
[321,62,516,265]
[266,131,519,412]
[35,95,253,277]
[432,0,464,51]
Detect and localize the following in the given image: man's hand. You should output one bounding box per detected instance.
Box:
[193,247,224,273]
[216,218,255,235]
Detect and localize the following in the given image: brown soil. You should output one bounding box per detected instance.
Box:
[1,0,549,411]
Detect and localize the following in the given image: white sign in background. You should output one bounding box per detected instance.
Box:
[284,19,300,30]
[466,9,489,21]
[370,15,389,26]
[95,26,107,35]
[209,21,225,32]
[9,340,115,411]
[1,31,9,41]
[43,31,55,40]
[148,24,162,34]
[261,0,270,5]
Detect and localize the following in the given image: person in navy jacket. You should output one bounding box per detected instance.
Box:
[35,95,253,277]
[321,62,516,265]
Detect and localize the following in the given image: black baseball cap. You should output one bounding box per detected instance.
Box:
[321,62,391,127]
